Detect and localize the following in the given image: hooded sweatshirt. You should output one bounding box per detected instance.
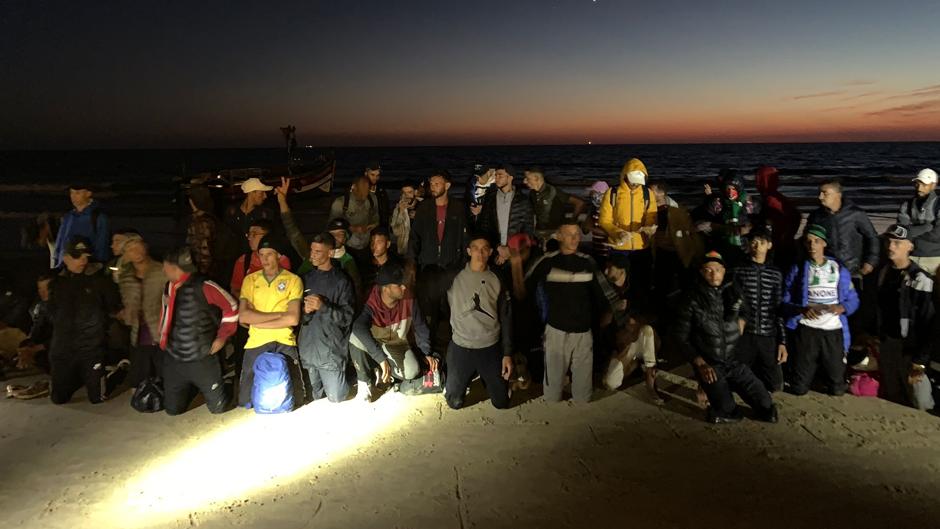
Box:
[598,158,658,251]
[755,166,801,258]
[53,201,110,267]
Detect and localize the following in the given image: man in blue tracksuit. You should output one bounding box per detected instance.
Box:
[782,224,860,396]
[53,183,110,267]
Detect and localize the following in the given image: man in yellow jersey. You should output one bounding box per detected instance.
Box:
[237,235,303,407]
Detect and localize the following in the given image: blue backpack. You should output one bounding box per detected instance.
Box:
[251,352,295,414]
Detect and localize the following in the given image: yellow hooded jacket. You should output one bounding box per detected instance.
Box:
[598,158,658,251]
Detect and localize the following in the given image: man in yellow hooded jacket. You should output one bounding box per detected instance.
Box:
[598,158,658,311]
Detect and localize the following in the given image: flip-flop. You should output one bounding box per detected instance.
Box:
[5,384,27,398]
[12,380,50,400]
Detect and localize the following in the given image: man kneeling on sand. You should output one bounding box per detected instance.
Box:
[349,262,440,402]
[444,233,514,409]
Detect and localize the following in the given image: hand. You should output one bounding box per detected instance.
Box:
[276,176,290,198]
[777,344,788,364]
[738,318,746,336]
[803,305,824,320]
[909,365,926,385]
[639,225,658,236]
[470,204,482,217]
[16,345,39,369]
[304,294,322,313]
[496,245,510,264]
[380,360,392,384]
[860,263,874,276]
[210,337,226,355]
[501,356,514,381]
[426,355,440,374]
[704,183,713,196]
[482,168,496,183]
[696,221,713,234]
[695,358,717,385]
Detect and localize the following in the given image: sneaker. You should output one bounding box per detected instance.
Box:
[755,404,779,423]
[357,381,374,403]
[706,406,744,424]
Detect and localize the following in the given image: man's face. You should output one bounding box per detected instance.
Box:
[352,178,371,200]
[63,253,89,274]
[258,248,280,271]
[329,229,347,248]
[887,238,914,262]
[556,224,580,253]
[494,170,512,191]
[162,261,182,282]
[806,234,827,261]
[701,262,725,287]
[466,238,492,265]
[69,188,92,210]
[371,235,390,258]
[748,237,772,259]
[604,264,627,286]
[247,190,267,207]
[37,279,51,302]
[651,186,666,206]
[383,283,405,301]
[309,242,332,267]
[428,176,450,199]
[365,168,381,187]
[915,181,936,198]
[111,234,128,257]
[523,171,543,191]
[818,185,841,211]
[123,241,146,264]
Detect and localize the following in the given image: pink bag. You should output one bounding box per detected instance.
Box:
[849,372,880,397]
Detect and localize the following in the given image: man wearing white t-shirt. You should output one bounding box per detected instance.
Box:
[782,224,860,396]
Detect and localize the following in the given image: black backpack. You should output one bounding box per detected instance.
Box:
[130,377,165,413]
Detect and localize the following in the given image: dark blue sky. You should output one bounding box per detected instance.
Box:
[2,1,939,148]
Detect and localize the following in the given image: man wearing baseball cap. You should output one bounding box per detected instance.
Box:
[236,234,303,408]
[224,177,277,255]
[782,225,860,397]
[53,181,111,267]
[898,168,940,276]
[48,236,123,404]
[348,261,437,402]
[870,224,937,411]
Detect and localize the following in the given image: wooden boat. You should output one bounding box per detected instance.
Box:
[187,155,335,197]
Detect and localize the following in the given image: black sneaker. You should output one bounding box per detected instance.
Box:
[706,407,743,424]
[755,404,779,423]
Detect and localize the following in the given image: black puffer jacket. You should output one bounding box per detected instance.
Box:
[299,265,356,371]
[807,199,879,274]
[731,261,785,344]
[675,279,749,365]
[48,263,122,359]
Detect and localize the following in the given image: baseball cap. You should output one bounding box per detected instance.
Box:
[241,177,273,194]
[257,234,282,254]
[66,237,93,258]
[69,181,96,192]
[326,217,350,234]
[586,181,610,194]
[913,168,938,185]
[376,262,405,286]
[805,224,828,243]
[885,224,911,241]
[702,250,725,267]
[164,246,197,273]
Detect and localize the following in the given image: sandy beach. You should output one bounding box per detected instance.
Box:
[2,361,939,529]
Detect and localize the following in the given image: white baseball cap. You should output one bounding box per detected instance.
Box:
[913,168,937,185]
[241,177,273,193]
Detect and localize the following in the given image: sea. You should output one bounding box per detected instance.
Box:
[1,142,937,257]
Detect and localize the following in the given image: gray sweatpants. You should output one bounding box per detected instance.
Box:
[543,325,593,403]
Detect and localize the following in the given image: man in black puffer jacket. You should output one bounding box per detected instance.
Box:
[807,179,879,276]
[48,237,122,404]
[732,226,787,392]
[676,251,777,423]
[476,164,534,266]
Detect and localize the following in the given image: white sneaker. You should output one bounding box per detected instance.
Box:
[357,381,374,402]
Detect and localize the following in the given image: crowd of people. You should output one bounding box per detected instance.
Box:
[3,160,939,423]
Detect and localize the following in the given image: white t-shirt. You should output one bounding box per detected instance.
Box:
[801,260,842,331]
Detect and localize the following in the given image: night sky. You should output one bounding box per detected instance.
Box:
[2,0,940,148]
